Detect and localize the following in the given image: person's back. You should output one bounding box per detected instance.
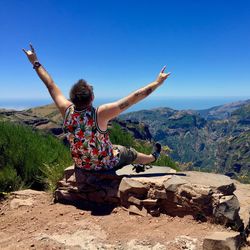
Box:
[63,104,119,170]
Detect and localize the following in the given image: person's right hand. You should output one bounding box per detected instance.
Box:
[22,43,38,65]
[156,66,171,84]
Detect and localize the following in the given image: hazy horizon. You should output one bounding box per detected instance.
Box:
[1,96,249,113]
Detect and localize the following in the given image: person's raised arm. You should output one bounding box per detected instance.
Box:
[97,66,170,131]
[22,43,72,117]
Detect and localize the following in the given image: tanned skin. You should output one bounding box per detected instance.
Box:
[22,44,170,129]
[22,44,72,117]
[97,66,170,131]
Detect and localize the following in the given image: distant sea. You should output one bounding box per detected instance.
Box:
[0,96,249,113]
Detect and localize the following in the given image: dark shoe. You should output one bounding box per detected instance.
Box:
[152,142,161,161]
[132,164,145,173]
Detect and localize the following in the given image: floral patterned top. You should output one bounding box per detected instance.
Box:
[63,104,119,170]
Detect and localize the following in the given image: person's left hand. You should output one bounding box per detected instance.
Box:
[156,66,171,84]
[22,43,38,65]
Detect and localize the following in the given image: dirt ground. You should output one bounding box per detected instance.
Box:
[0,190,248,250]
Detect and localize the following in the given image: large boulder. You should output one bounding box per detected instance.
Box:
[213,195,242,231]
[233,181,250,236]
[179,171,236,195]
[203,231,241,250]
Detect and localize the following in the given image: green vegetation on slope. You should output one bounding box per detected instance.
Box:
[231,103,250,120]
[216,131,250,183]
[0,121,72,192]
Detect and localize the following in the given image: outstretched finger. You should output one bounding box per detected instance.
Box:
[160,65,166,73]
[22,48,28,55]
[29,43,35,52]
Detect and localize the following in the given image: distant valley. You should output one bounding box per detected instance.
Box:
[120,99,250,179]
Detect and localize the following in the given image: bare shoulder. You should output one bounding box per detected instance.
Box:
[58,100,73,117]
[97,102,120,121]
[97,103,110,113]
[97,102,118,115]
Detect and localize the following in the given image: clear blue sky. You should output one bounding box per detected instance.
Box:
[0,0,250,101]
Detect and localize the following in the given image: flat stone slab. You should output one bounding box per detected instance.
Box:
[118,171,235,195]
[180,171,236,195]
[180,171,234,187]
[116,164,176,176]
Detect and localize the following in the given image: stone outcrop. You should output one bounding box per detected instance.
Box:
[54,165,249,234]
[233,181,250,238]
[118,171,244,232]
[9,189,46,209]
[115,119,153,141]
[55,166,123,205]
[203,231,241,250]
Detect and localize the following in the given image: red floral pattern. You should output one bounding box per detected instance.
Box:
[63,105,119,170]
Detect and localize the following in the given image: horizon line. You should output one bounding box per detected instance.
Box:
[1,96,250,101]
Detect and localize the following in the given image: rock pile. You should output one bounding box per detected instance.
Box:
[55,166,123,205]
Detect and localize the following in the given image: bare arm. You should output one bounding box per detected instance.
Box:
[22,44,72,117]
[97,66,170,131]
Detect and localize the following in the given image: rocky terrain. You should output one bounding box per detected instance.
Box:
[0,189,231,250]
[1,164,250,250]
[55,165,250,233]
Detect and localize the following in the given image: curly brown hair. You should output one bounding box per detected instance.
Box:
[69,79,94,108]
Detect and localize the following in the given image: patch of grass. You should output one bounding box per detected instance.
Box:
[39,163,67,191]
[109,123,134,147]
[0,164,22,192]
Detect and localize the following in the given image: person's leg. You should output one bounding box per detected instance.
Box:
[113,143,162,169]
[133,142,161,164]
[132,152,155,164]
[113,145,138,170]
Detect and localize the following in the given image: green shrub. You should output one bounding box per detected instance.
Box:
[0,164,22,192]
[39,163,67,191]
[109,123,134,147]
[0,121,72,192]
[155,155,180,171]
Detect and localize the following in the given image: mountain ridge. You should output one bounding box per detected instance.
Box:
[119,99,250,180]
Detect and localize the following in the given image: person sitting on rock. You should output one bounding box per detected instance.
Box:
[22,44,170,171]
